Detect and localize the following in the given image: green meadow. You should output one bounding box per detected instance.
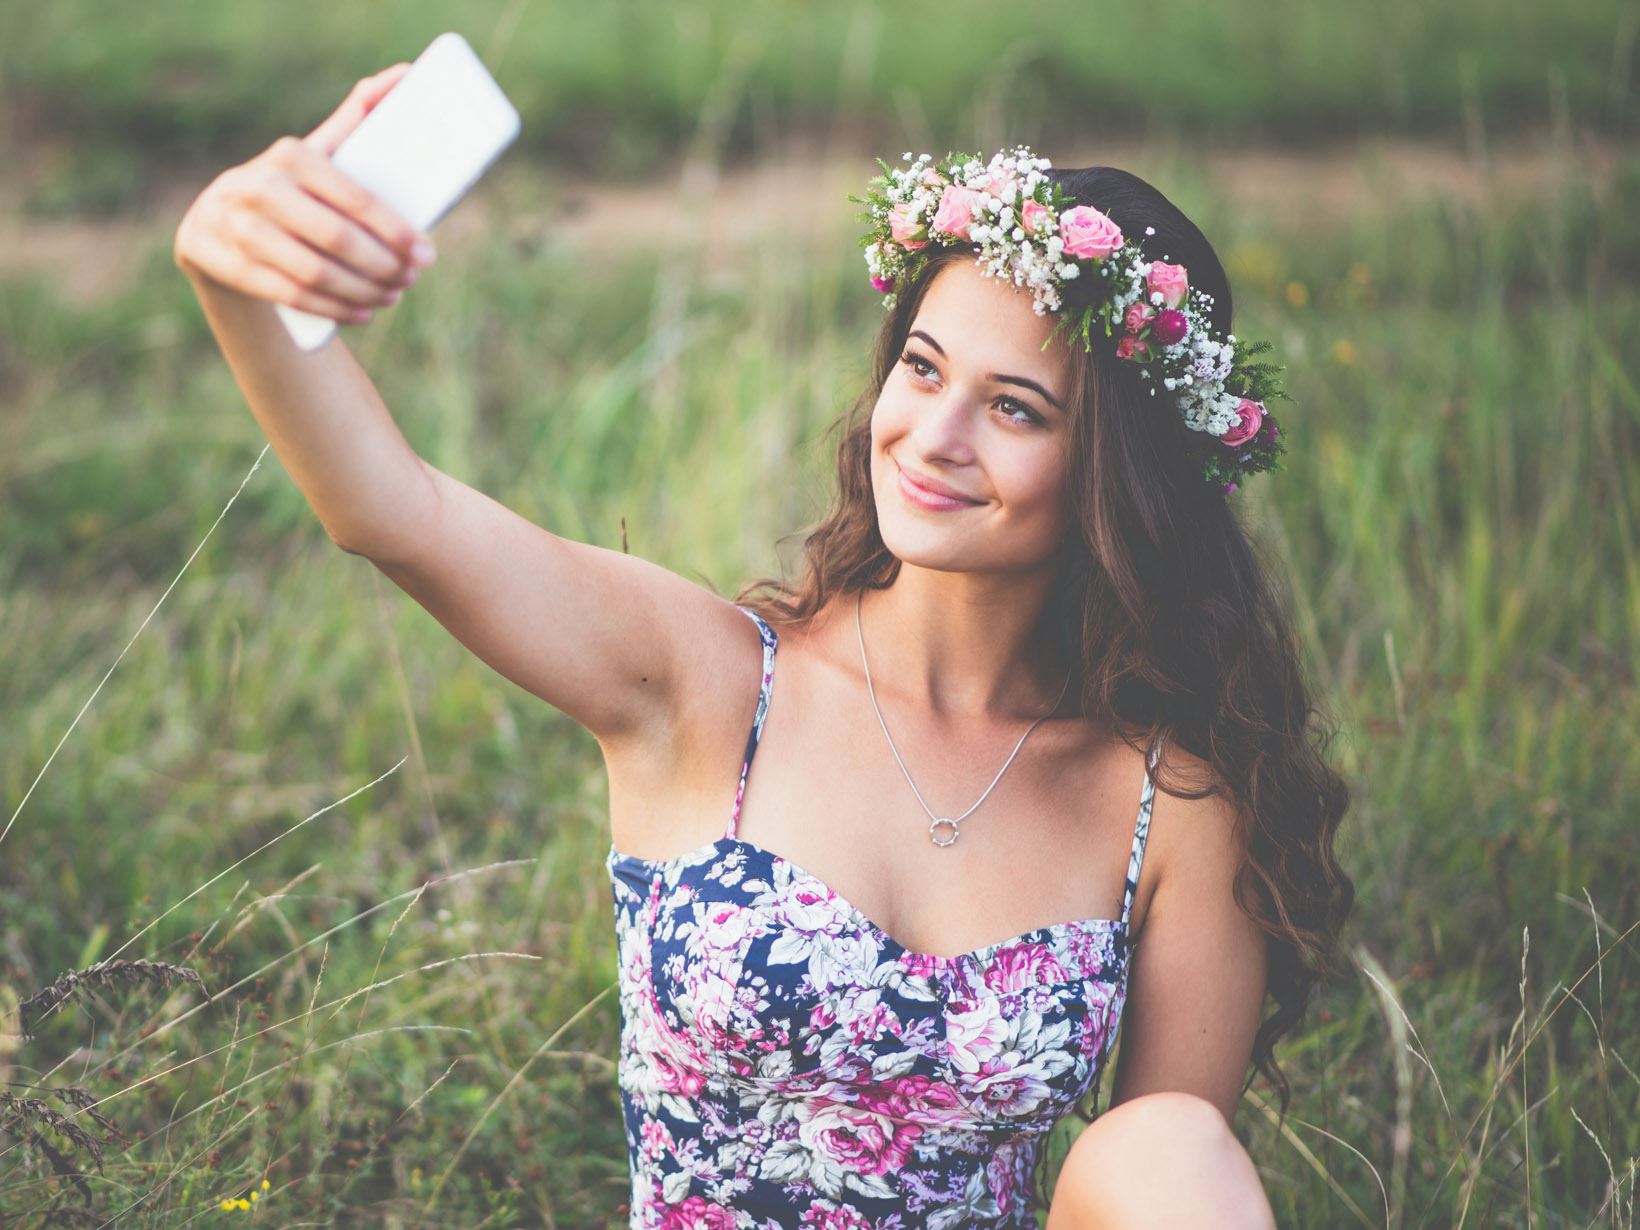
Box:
[2,2,1638,1226]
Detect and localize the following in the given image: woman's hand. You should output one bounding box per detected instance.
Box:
[172,62,437,324]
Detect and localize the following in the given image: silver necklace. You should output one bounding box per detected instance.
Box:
[855,588,1074,848]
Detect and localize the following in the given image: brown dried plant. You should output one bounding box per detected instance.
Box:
[2,959,205,1225]
[17,958,206,1042]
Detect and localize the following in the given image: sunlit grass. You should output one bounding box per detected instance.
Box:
[2,78,1638,1230]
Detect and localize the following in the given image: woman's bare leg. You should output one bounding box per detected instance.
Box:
[1045,1091,1278,1229]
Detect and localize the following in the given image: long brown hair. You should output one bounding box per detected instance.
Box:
[733,166,1355,1134]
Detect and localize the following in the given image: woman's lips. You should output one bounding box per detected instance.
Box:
[896,462,982,511]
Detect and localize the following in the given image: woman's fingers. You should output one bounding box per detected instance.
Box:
[303,62,413,157]
[229,206,404,311]
[240,259,378,323]
[258,169,417,290]
[268,136,432,273]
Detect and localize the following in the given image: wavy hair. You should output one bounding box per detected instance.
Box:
[733,165,1355,1148]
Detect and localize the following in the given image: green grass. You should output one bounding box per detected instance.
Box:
[2,12,1639,1226]
[4,0,1638,214]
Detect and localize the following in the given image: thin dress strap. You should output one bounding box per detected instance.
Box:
[1119,741,1162,931]
[726,605,779,839]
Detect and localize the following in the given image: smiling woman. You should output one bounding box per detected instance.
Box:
[707,160,1354,1225]
[177,100,1348,1224]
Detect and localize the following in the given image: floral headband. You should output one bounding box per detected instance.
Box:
[855,146,1289,492]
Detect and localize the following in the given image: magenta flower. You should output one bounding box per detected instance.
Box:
[1150,308,1188,346]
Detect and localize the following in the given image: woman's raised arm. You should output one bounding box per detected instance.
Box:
[173,63,733,748]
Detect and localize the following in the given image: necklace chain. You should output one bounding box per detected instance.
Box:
[855,588,1074,848]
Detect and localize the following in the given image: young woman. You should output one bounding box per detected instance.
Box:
[175,64,1353,1230]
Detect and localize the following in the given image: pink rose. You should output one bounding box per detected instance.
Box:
[1020,198,1052,234]
[888,204,927,250]
[1114,335,1151,362]
[922,167,946,188]
[1123,302,1155,335]
[1057,205,1124,260]
[1220,399,1265,447]
[870,274,894,294]
[930,185,988,241]
[1150,308,1188,346]
[1146,260,1190,309]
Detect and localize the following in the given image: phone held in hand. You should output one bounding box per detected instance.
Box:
[276,31,522,352]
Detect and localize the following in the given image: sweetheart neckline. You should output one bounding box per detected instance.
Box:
[606,832,1128,967]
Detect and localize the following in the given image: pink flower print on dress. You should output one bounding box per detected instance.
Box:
[640,1117,673,1162]
[957,1053,1057,1118]
[695,901,752,959]
[801,1199,877,1230]
[655,1195,737,1229]
[899,951,942,980]
[794,1096,921,1179]
[858,1073,970,1130]
[946,996,1008,1069]
[981,942,1071,993]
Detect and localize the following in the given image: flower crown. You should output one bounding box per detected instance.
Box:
[854,146,1289,492]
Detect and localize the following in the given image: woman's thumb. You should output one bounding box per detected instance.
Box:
[302,62,412,156]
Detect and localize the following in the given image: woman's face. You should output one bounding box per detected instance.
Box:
[871,257,1078,577]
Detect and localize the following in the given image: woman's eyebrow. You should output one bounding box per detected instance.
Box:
[908,328,1064,410]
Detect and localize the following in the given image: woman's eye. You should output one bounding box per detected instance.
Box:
[900,351,937,381]
[900,351,1041,426]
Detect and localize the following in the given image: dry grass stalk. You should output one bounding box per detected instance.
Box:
[18,958,206,1041]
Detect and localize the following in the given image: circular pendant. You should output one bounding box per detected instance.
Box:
[928,817,961,847]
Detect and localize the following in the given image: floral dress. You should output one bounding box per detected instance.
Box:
[606,605,1159,1228]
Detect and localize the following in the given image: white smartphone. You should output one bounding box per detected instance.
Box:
[275,31,521,351]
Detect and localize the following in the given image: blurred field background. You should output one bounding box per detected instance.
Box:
[2,0,1638,1226]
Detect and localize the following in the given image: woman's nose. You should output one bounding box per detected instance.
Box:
[909,389,979,461]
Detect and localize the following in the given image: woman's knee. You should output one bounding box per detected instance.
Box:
[1047,1092,1275,1230]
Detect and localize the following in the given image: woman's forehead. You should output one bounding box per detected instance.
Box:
[912,259,1075,392]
